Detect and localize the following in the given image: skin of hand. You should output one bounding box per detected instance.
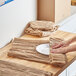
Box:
[51,47,68,54]
[51,44,76,54]
[52,36,76,49]
[51,36,76,54]
[51,41,70,49]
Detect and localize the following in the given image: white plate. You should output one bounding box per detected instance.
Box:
[36,44,50,55]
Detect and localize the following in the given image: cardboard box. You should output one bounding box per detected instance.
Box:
[71,0,76,6]
[37,0,71,23]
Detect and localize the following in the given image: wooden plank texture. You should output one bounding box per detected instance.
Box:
[0,30,76,76]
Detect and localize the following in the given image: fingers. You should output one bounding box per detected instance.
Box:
[51,47,68,54]
[51,49,62,54]
[52,42,63,49]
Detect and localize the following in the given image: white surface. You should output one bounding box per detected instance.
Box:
[71,6,76,15]
[36,44,50,55]
[58,14,76,33]
[59,70,67,76]
[0,0,37,48]
[67,61,76,76]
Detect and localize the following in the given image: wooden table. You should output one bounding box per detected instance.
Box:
[0,30,76,76]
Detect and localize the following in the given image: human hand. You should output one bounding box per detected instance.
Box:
[51,41,69,49]
[51,47,68,54]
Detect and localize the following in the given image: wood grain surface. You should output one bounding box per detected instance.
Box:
[0,30,76,76]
